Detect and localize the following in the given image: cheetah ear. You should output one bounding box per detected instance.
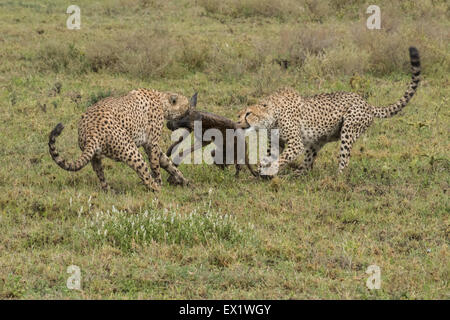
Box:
[189,92,198,109]
[170,95,178,105]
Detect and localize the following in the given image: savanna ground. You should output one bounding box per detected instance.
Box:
[0,0,448,299]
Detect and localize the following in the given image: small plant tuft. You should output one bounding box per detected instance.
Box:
[81,205,254,251]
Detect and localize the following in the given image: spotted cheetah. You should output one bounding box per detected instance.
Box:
[49,89,197,192]
[237,47,421,176]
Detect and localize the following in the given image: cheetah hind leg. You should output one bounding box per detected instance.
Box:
[338,117,371,173]
[91,155,111,192]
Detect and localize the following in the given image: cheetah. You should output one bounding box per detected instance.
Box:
[237,47,421,176]
[49,89,197,192]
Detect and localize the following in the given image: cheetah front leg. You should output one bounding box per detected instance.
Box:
[259,129,304,177]
[118,142,160,192]
[144,122,165,186]
[160,152,189,186]
[144,142,162,186]
[293,143,323,176]
[145,142,189,186]
[145,138,189,186]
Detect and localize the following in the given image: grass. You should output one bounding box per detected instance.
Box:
[82,203,254,251]
[0,0,448,299]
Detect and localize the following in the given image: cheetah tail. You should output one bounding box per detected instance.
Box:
[372,47,421,119]
[48,123,95,172]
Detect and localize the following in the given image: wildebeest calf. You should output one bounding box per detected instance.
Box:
[166,109,258,177]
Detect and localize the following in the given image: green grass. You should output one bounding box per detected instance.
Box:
[0,0,449,299]
[82,204,254,251]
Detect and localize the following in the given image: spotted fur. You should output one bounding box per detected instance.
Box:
[237,47,421,175]
[49,89,195,192]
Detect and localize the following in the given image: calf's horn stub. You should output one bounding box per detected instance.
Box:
[189,92,198,108]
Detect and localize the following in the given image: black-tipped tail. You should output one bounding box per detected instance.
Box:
[372,47,421,119]
[48,123,95,172]
[50,123,64,139]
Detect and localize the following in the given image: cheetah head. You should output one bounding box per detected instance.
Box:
[163,92,198,121]
[237,102,275,131]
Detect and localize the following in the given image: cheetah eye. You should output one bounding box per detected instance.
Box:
[170,95,177,105]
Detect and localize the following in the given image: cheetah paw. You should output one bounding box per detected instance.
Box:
[167,174,189,186]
